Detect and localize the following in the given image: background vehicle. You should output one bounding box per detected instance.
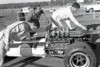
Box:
[17,7,32,21]
[84,1,100,13]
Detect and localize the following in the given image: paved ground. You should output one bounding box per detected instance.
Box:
[4,57,65,67]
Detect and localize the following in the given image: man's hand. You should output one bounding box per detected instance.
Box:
[82,26,87,31]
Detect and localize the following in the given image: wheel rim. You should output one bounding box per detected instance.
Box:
[90,9,93,13]
[69,52,90,67]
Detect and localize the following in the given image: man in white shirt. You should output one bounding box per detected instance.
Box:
[51,2,87,31]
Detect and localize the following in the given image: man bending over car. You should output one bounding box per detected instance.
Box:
[51,2,87,31]
[0,7,44,67]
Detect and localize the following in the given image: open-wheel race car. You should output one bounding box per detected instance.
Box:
[6,24,100,67]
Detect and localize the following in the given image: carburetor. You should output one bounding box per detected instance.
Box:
[49,30,69,42]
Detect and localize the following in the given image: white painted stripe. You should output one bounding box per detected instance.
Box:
[18,45,22,57]
[6,46,22,57]
[32,46,45,57]
[6,38,46,57]
[13,38,46,44]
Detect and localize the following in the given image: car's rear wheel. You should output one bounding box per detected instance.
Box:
[85,10,89,13]
[63,42,96,67]
[89,8,94,13]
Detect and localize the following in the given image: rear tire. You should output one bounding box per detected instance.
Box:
[63,42,96,67]
[89,8,94,13]
[85,10,89,13]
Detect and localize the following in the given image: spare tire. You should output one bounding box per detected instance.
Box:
[63,42,96,67]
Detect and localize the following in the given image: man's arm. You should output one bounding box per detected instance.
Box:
[68,11,87,30]
[4,26,12,50]
[65,19,73,30]
[56,16,63,28]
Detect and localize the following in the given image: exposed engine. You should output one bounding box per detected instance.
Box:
[46,29,92,57]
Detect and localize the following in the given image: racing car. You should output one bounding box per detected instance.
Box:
[5,23,100,67]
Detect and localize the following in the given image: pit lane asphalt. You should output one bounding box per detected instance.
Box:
[4,57,65,67]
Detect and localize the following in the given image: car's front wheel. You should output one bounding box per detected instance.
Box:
[69,52,90,67]
[63,42,96,67]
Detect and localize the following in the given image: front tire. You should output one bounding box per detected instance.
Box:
[63,42,96,67]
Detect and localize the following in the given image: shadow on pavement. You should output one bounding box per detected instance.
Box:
[4,57,51,67]
[20,61,51,67]
[4,57,17,63]
[0,16,5,18]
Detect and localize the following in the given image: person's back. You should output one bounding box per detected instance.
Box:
[51,6,72,29]
[52,6,71,20]
[5,21,30,41]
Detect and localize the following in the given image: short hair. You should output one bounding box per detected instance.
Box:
[29,19,40,28]
[72,2,80,9]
